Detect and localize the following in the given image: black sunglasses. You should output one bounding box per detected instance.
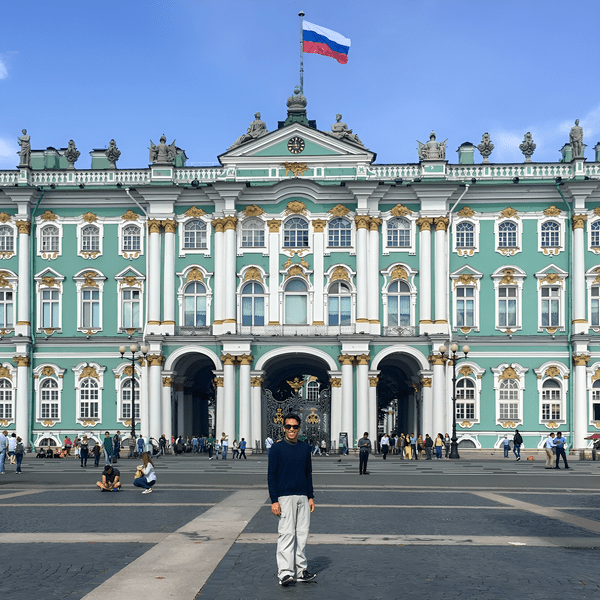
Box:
[284,424,300,430]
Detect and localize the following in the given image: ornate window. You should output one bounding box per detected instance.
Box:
[36,269,64,332]
[40,378,59,420]
[592,285,600,327]
[592,380,600,422]
[283,217,309,248]
[498,379,519,420]
[541,379,561,421]
[492,363,527,425]
[82,225,100,252]
[284,279,308,324]
[452,272,481,333]
[541,221,560,247]
[80,378,99,419]
[183,281,207,326]
[328,281,352,326]
[41,289,60,329]
[455,222,474,248]
[387,218,411,248]
[541,286,560,327]
[536,267,567,332]
[41,225,59,253]
[386,280,411,327]
[184,220,207,249]
[121,379,140,420]
[456,286,475,328]
[34,364,65,424]
[498,221,517,248]
[498,286,517,328]
[306,381,319,401]
[0,379,13,421]
[241,219,265,248]
[122,225,141,252]
[492,267,526,332]
[0,289,14,329]
[328,218,351,247]
[535,363,568,425]
[241,282,265,326]
[116,269,144,332]
[74,270,106,332]
[122,289,141,329]
[456,378,475,420]
[82,289,100,328]
[0,226,14,253]
[591,221,600,249]
[381,263,418,331]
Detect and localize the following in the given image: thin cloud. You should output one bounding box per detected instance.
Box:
[0,57,7,80]
[0,138,17,167]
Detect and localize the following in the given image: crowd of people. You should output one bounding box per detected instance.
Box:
[375,432,452,460]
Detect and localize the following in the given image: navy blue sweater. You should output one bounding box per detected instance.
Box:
[267,440,314,504]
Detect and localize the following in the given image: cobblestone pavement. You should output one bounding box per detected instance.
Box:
[1,455,600,599]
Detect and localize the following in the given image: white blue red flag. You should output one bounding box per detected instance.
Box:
[302,21,351,64]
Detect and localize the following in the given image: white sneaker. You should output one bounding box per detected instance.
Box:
[142,488,153,494]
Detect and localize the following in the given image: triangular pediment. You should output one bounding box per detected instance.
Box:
[218,123,376,167]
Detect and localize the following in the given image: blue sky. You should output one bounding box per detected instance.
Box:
[1,0,599,169]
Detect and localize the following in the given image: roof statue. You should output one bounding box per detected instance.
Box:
[105,139,121,169]
[229,113,269,149]
[17,129,31,167]
[477,132,494,163]
[327,114,364,147]
[287,86,308,112]
[519,132,536,162]
[417,131,447,160]
[570,119,583,158]
[64,140,80,169]
[149,134,177,164]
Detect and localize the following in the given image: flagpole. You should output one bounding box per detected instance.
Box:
[299,10,304,94]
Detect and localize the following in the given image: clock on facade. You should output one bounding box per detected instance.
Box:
[287,137,305,154]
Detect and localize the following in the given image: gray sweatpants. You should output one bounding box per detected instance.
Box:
[277,495,311,579]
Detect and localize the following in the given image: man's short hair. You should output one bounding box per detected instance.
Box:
[284,413,301,425]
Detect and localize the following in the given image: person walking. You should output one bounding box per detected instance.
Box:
[8,433,17,464]
[417,435,425,460]
[239,438,247,459]
[0,430,8,473]
[192,436,199,454]
[265,435,274,457]
[444,433,451,459]
[14,436,24,474]
[127,433,136,459]
[404,434,412,460]
[434,433,444,459]
[113,431,122,460]
[134,452,157,493]
[380,433,390,460]
[207,435,214,459]
[543,432,556,469]
[513,430,523,461]
[232,439,239,459]
[320,439,328,456]
[92,441,101,467]
[399,433,406,459]
[137,434,145,458]
[503,434,510,458]
[64,435,72,456]
[103,431,113,466]
[221,433,229,460]
[80,435,89,467]
[555,431,570,469]
[159,434,167,456]
[410,433,418,460]
[214,438,221,459]
[312,440,321,456]
[424,434,433,460]
[358,431,371,475]
[268,413,316,586]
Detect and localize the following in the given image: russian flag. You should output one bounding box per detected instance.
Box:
[302,21,350,65]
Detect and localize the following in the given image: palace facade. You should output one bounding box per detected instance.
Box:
[2,94,600,452]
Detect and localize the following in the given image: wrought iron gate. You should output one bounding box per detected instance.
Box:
[264,388,331,446]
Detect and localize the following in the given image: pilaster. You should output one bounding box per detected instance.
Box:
[368,217,382,334]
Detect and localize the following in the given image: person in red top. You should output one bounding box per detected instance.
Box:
[64,436,72,456]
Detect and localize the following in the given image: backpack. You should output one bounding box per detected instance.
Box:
[15,441,24,455]
[514,432,523,445]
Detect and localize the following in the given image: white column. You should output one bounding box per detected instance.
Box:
[572,216,587,334]
[213,374,224,438]
[212,219,225,327]
[140,361,150,438]
[368,218,381,334]
[238,354,252,443]
[161,373,173,441]
[368,374,379,442]
[222,354,236,439]
[14,355,31,447]
[177,388,185,438]
[250,372,263,453]
[268,220,280,324]
[16,221,31,334]
[421,374,433,439]
[329,374,342,452]
[162,220,176,329]
[340,355,354,447]
[223,216,238,333]
[354,216,369,332]
[434,217,449,324]
[313,221,325,324]
[147,220,162,326]
[431,357,446,437]
[148,355,163,439]
[356,355,370,441]
[573,354,589,450]
[417,218,433,330]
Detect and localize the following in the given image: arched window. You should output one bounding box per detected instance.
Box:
[498,379,519,420]
[592,380,600,421]
[283,217,309,248]
[41,225,59,253]
[456,378,475,420]
[121,378,140,420]
[82,225,100,252]
[40,378,59,420]
[328,281,351,326]
[284,279,307,324]
[241,219,264,247]
[592,222,600,248]
[542,379,561,421]
[184,221,207,249]
[122,225,141,252]
[541,221,560,247]
[387,218,410,247]
[328,218,351,247]
[241,281,264,326]
[498,221,517,247]
[183,281,207,326]
[0,226,13,253]
[306,381,319,401]
[79,378,99,419]
[387,280,410,326]
[456,222,474,248]
[0,288,13,329]
[0,379,12,420]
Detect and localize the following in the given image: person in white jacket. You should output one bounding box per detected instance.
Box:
[133,452,156,494]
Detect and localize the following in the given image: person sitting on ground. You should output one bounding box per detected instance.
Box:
[134,452,156,494]
[96,464,121,491]
[45,447,54,458]
[36,447,46,458]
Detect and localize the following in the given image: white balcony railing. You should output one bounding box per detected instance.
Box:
[175,325,212,336]
[382,326,417,336]
[238,324,356,336]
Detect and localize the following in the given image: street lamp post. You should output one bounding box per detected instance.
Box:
[439,343,469,460]
[119,344,148,440]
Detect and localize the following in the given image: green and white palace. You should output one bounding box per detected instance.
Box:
[2,92,600,453]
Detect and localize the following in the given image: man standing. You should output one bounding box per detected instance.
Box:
[239,438,247,459]
[513,429,523,461]
[555,431,570,469]
[380,433,390,460]
[543,432,556,469]
[410,433,418,460]
[137,434,145,458]
[128,433,136,459]
[268,413,316,587]
[113,431,121,460]
[103,431,113,466]
[0,430,7,474]
[503,435,510,458]
[159,434,167,456]
[358,432,371,475]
